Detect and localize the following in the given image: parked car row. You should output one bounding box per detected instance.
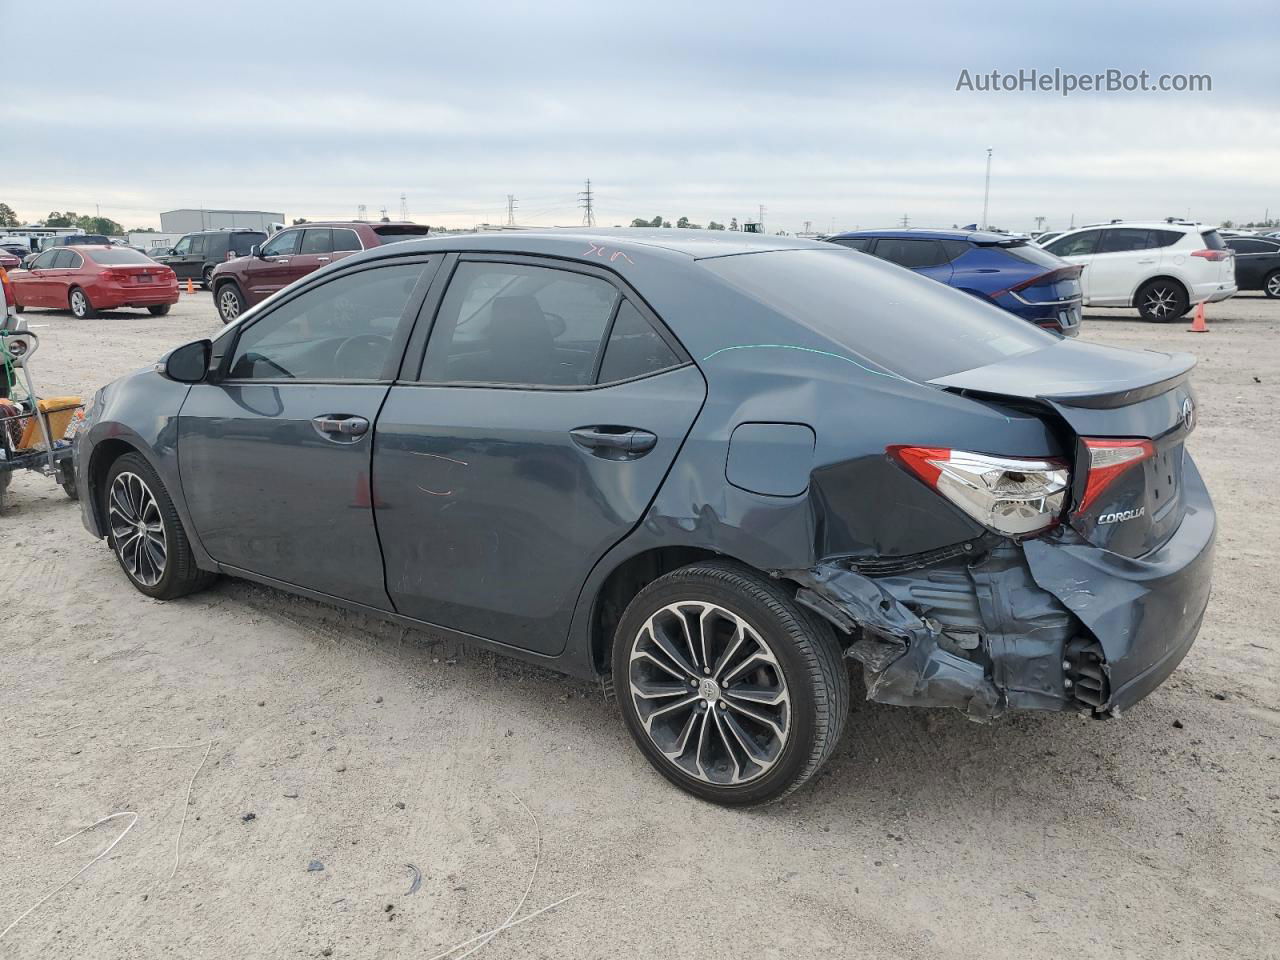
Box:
[9,246,178,318]
[831,220,1239,326]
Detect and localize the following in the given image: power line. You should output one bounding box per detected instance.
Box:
[579,179,595,227]
[506,194,518,226]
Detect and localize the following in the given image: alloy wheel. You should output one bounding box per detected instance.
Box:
[628,601,791,786]
[1142,285,1179,318]
[1267,274,1280,298]
[218,288,241,321]
[70,290,88,317]
[108,471,167,587]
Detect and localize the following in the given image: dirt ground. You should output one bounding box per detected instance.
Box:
[1,290,1276,960]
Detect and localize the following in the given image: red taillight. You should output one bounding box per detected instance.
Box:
[889,446,1070,537]
[1190,249,1229,261]
[1,268,14,308]
[1077,438,1154,513]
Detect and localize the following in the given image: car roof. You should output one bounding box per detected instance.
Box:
[356,228,823,261]
[1070,221,1210,231]
[290,221,422,229]
[831,228,1018,244]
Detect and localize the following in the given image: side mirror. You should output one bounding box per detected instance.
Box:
[249,244,262,258]
[162,338,212,383]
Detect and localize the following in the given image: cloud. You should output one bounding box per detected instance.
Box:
[4,0,1276,231]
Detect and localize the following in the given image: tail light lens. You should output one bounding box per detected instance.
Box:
[1077,438,1154,513]
[1190,249,1229,261]
[889,446,1070,537]
[102,269,127,281]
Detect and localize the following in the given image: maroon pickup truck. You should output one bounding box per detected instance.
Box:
[210,221,430,323]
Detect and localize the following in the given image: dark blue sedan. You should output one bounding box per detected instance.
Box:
[828,228,1083,335]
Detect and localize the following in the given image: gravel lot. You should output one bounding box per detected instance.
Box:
[1,290,1276,959]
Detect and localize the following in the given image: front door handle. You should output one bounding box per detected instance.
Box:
[312,414,369,439]
[570,426,657,458]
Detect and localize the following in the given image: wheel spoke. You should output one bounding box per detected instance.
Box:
[646,618,699,678]
[630,678,690,700]
[722,683,786,706]
[724,697,786,739]
[720,708,775,770]
[109,472,167,587]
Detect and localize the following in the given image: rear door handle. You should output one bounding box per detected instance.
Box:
[312,414,369,439]
[570,426,657,457]
[317,257,331,262]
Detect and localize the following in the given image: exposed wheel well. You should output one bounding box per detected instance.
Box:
[591,546,742,673]
[86,438,139,534]
[1132,275,1188,308]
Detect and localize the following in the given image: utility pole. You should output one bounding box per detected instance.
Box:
[506,194,517,227]
[981,147,992,230]
[803,220,813,235]
[900,213,910,228]
[758,204,766,232]
[379,206,388,222]
[357,204,367,222]
[1034,215,1045,232]
[579,179,595,227]
[399,193,409,220]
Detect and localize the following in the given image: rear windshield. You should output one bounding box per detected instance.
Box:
[66,235,110,245]
[995,240,1064,269]
[701,248,1055,381]
[88,248,154,265]
[373,225,431,242]
[1200,230,1226,251]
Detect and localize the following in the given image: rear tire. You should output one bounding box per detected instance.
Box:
[102,452,214,600]
[215,282,245,324]
[69,287,98,319]
[1264,270,1280,299]
[14,303,23,314]
[148,304,171,316]
[612,560,849,806]
[201,265,214,289]
[1135,279,1188,322]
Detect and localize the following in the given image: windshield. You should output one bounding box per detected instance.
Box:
[997,241,1064,269]
[373,225,431,242]
[90,248,155,265]
[700,248,1055,381]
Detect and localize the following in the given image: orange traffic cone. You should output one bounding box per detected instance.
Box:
[1188,301,1208,333]
[185,278,195,294]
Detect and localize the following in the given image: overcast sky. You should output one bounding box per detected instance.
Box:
[3,1,1276,233]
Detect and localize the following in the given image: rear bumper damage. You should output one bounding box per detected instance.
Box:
[792,460,1215,721]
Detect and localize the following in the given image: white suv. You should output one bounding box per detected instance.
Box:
[1042,221,1236,322]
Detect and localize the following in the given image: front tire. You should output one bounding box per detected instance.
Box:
[1264,270,1280,299]
[1135,279,1188,322]
[148,304,171,316]
[69,287,98,319]
[613,561,849,806]
[215,282,245,324]
[102,452,214,600]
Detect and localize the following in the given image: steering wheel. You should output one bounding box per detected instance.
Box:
[333,335,389,378]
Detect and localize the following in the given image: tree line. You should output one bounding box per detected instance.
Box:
[0,202,131,236]
[629,215,733,231]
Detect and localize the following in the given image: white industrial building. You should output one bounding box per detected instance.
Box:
[159,209,285,234]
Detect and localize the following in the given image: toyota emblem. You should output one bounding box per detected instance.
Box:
[1182,396,1195,431]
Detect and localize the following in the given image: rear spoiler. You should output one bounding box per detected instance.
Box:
[930,342,1196,410]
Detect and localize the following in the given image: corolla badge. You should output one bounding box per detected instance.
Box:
[1098,507,1145,525]
[1182,396,1195,431]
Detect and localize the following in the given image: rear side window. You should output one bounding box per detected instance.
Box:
[1200,230,1226,251]
[872,238,949,268]
[830,237,870,251]
[332,228,361,252]
[301,229,333,254]
[1228,238,1278,254]
[420,261,619,386]
[190,235,207,256]
[204,234,228,254]
[1045,230,1101,257]
[373,225,432,243]
[52,250,78,268]
[701,249,1054,382]
[230,233,265,255]
[88,249,153,265]
[228,263,423,381]
[1149,229,1183,248]
[1098,229,1157,253]
[598,301,680,383]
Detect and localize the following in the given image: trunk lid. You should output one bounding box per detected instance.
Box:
[930,340,1197,558]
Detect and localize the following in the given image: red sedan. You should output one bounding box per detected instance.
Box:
[12,245,179,318]
[0,249,21,272]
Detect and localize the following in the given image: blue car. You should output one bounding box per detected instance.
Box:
[828,229,1083,336]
